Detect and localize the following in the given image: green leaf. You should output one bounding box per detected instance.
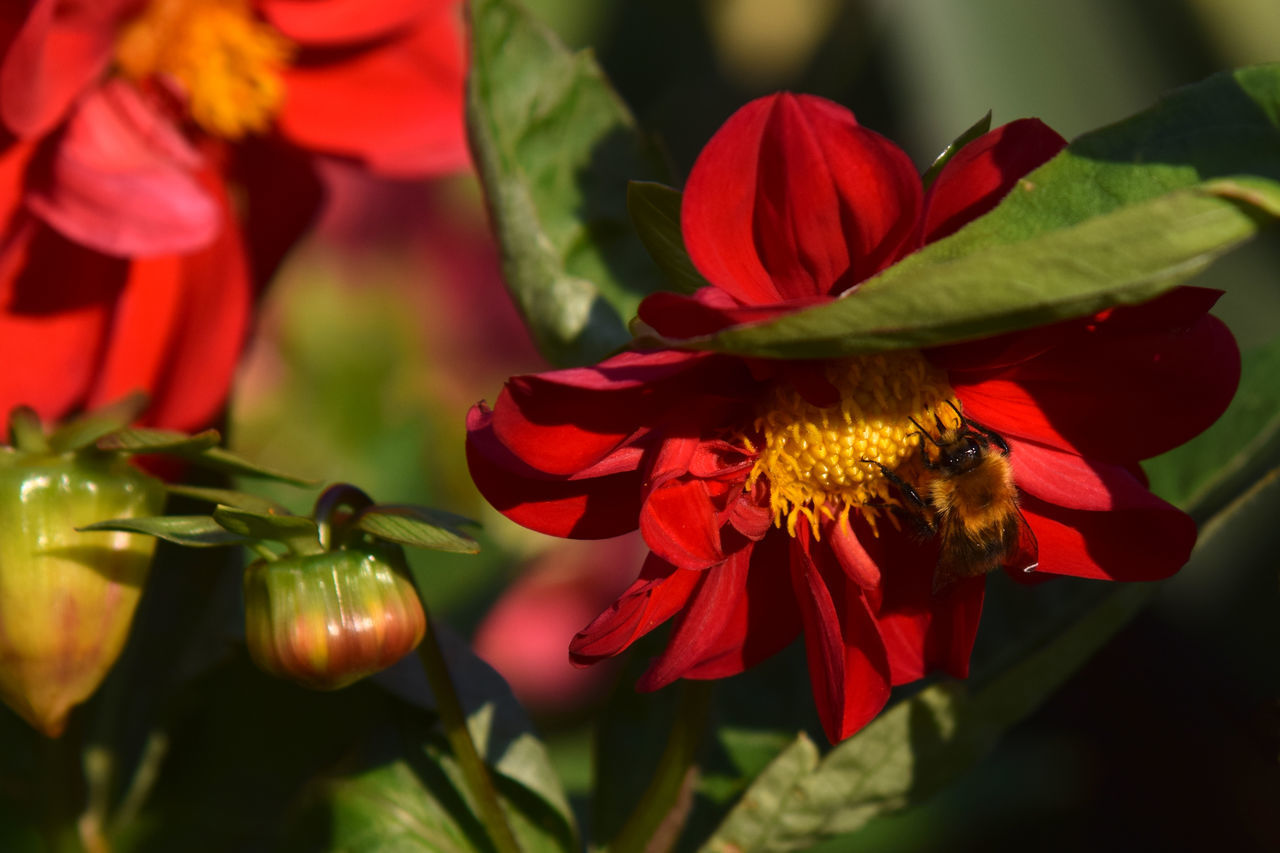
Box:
[920,110,992,190]
[96,427,221,454]
[354,504,480,554]
[47,392,148,453]
[668,177,1280,358]
[467,0,670,366]
[627,181,709,295]
[78,515,252,548]
[181,446,315,486]
[670,65,1280,358]
[211,506,321,553]
[162,484,289,515]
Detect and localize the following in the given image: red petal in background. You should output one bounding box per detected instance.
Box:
[89,178,251,430]
[258,0,433,45]
[0,0,124,138]
[0,220,125,419]
[25,82,219,257]
[276,9,468,176]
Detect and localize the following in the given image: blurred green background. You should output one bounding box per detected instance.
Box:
[226,1,1280,849]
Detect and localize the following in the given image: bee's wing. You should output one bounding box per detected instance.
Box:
[1003,505,1039,575]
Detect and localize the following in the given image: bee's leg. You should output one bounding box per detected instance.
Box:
[861,459,927,510]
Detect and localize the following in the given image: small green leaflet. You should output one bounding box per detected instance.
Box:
[78,515,253,548]
[353,505,480,554]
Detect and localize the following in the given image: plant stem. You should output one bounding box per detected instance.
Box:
[415,609,521,853]
[609,680,713,853]
[40,721,89,853]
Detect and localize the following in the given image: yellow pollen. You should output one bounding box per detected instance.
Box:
[745,351,960,538]
[115,0,292,139]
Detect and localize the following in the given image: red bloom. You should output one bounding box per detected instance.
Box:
[0,0,467,428]
[467,94,1240,742]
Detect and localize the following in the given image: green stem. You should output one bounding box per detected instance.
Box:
[415,609,521,853]
[609,680,713,853]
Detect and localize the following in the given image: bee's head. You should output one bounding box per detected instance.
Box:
[933,432,986,474]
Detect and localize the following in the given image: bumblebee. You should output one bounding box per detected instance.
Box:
[869,402,1038,591]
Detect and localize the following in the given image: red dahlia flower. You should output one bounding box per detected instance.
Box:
[466,94,1240,742]
[0,0,467,428]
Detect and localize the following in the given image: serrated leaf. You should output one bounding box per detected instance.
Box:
[47,392,148,453]
[96,427,221,454]
[354,505,480,554]
[920,110,992,190]
[671,65,1280,358]
[78,515,252,548]
[163,484,288,515]
[467,0,670,367]
[671,177,1280,358]
[627,181,709,295]
[212,506,320,552]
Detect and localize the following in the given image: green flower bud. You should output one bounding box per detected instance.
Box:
[243,545,426,690]
[0,449,164,737]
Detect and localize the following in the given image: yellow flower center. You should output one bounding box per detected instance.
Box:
[746,351,960,537]
[115,0,292,139]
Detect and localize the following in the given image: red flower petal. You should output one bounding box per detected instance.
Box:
[828,515,880,589]
[790,522,891,742]
[922,118,1067,244]
[0,0,123,138]
[277,9,468,176]
[638,534,800,688]
[952,288,1240,461]
[0,220,125,419]
[490,350,735,476]
[682,93,921,305]
[636,286,815,339]
[1008,437,1159,512]
[569,554,699,664]
[25,82,220,257]
[257,0,431,45]
[466,403,643,539]
[640,477,725,570]
[1018,491,1195,581]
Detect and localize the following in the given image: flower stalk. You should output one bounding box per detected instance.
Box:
[609,680,713,853]
[413,600,521,853]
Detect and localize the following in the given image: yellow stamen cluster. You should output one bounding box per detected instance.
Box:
[746,351,960,537]
[116,0,292,139]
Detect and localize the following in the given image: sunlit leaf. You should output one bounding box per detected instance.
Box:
[97,427,221,454]
[47,392,148,453]
[212,506,320,552]
[79,515,251,548]
[467,0,670,366]
[354,505,480,554]
[163,484,289,515]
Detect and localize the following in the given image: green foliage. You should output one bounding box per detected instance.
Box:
[353,505,481,555]
[466,0,671,367]
[920,111,992,190]
[626,182,708,296]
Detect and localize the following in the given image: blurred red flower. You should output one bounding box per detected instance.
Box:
[466,94,1240,742]
[0,0,467,429]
